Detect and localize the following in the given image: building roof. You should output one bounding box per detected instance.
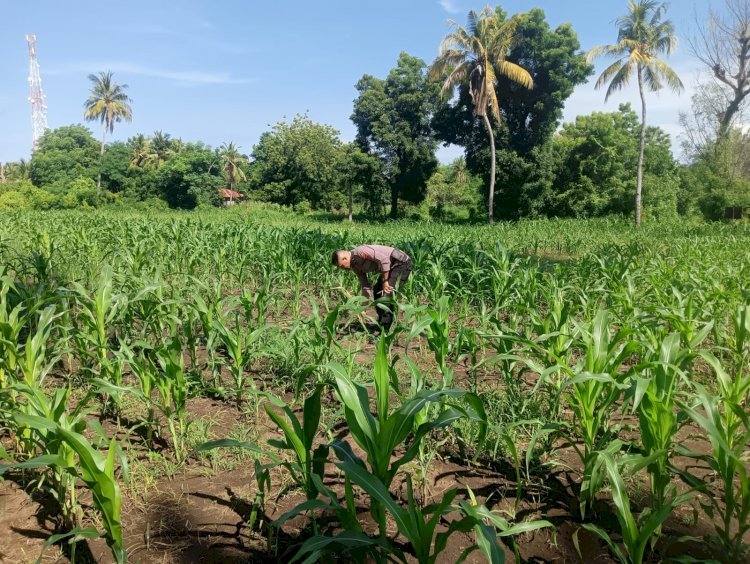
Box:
[219,188,244,199]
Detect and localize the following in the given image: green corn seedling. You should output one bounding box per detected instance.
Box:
[679,346,750,560]
[576,452,693,564]
[327,336,486,546]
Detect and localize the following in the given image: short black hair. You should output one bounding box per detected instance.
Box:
[332,250,344,266]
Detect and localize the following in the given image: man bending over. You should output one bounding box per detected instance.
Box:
[332,244,412,331]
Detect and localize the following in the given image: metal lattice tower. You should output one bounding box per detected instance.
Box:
[26,34,48,151]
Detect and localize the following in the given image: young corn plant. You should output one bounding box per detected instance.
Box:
[263,386,327,502]
[190,287,224,390]
[326,337,486,548]
[547,310,638,517]
[17,306,62,389]
[300,466,553,564]
[0,281,25,391]
[678,321,750,560]
[153,338,189,462]
[628,332,692,515]
[2,386,127,563]
[8,384,91,527]
[117,342,159,446]
[70,266,127,385]
[576,452,693,564]
[213,302,267,408]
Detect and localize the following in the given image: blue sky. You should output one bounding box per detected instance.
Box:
[0,1,718,164]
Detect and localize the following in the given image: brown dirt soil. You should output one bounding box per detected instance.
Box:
[0,323,744,563]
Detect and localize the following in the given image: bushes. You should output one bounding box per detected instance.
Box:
[0,191,31,209]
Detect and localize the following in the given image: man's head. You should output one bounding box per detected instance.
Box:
[332,250,352,270]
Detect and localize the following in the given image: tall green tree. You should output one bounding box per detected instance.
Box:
[340,143,387,221]
[156,143,222,209]
[219,142,248,204]
[250,114,347,209]
[587,0,683,226]
[29,125,100,188]
[352,52,439,218]
[83,71,133,191]
[430,7,533,223]
[432,7,591,221]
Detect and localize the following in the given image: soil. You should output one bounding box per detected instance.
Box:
[0,322,743,563]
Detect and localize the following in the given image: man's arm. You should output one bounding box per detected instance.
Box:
[381,270,391,294]
[356,271,373,298]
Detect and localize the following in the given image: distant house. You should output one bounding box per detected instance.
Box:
[725,206,746,220]
[219,188,244,207]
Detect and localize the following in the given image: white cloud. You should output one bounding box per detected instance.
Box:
[47,61,254,86]
[439,0,460,15]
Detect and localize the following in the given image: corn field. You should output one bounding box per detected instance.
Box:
[1,206,748,563]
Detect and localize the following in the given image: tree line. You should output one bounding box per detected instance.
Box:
[1,1,748,223]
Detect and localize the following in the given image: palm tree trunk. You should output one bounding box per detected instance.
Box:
[98,123,106,193]
[636,67,647,228]
[482,113,497,224]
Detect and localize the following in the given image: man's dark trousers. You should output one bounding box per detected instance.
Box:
[373,259,412,330]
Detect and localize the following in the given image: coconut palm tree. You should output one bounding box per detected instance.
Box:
[587,0,683,226]
[2,159,30,181]
[83,71,133,190]
[147,131,173,169]
[128,134,151,168]
[219,142,248,205]
[430,7,533,223]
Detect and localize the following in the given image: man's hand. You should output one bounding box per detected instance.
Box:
[382,280,393,295]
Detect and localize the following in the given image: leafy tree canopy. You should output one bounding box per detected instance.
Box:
[529,104,679,218]
[433,7,592,165]
[29,125,100,187]
[352,52,439,217]
[155,143,222,209]
[250,114,346,210]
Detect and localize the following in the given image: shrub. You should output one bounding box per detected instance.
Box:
[0,191,31,209]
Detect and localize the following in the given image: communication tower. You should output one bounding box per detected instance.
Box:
[26,34,48,151]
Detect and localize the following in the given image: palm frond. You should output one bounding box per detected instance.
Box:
[429,50,470,80]
[439,62,471,98]
[586,42,630,63]
[604,59,637,101]
[466,9,481,36]
[484,63,501,123]
[495,60,533,89]
[439,27,473,54]
[594,59,626,91]
[646,59,684,92]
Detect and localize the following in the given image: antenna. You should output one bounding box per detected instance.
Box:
[26,34,48,151]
